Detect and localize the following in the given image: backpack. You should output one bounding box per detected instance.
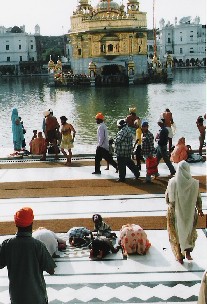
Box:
[68,227,92,247]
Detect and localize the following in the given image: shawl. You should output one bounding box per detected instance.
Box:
[11,108,24,146]
[166,160,199,252]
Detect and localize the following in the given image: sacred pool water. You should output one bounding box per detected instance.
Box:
[0,68,206,156]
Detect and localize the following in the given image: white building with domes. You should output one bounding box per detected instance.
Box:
[157,16,206,66]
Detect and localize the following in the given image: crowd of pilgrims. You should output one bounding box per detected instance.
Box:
[3,107,206,303]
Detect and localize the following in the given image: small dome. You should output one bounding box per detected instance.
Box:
[97,0,120,10]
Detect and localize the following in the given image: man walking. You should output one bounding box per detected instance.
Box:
[115,119,140,182]
[156,118,176,177]
[141,121,157,182]
[162,108,174,151]
[41,109,60,161]
[92,112,117,174]
[0,207,56,304]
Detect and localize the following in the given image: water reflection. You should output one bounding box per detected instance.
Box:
[0,69,206,153]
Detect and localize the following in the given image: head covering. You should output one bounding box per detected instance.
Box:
[48,108,53,114]
[141,121,149,127]
[166,160,199,252]
[14,207,34,227]
[11,108,19,122]
[157,117,165,124]
[95,113,104,120]
[43,110,50,117]
[129,107,136,114]
[92,214,102,222]
[60,116,68,122]
[117,119,127,127]
[177,137,185,145]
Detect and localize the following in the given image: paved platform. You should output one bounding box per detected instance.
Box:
[0,161,206,183]
[0,160,206,303]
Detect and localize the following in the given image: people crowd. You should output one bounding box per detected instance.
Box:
[10,106,206,180]
[1,106,205,303]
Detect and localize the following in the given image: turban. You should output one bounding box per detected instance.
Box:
[14,207,34,227]
[43,110,50,117]
[95,112,104,120]
[117,119,127,127]
[141,121,149,127]
[157,117,165,124]
[129,107,136,114]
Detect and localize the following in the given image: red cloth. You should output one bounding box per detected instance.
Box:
[14,207,34,227]
[146,157,158,175]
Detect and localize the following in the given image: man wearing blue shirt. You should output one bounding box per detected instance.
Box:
[156,118,176,177]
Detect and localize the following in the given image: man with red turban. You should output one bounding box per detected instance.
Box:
[0,207,56,304]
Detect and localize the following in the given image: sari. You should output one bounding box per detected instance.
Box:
[165,160,202,260]
[11,108,24,151]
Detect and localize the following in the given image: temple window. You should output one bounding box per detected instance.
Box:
[108,44,113,52]
[78,48,82,55]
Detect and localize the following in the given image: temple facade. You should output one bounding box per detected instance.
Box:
[68,0,148,84]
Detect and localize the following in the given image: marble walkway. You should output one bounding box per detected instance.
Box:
[0,160,206,304]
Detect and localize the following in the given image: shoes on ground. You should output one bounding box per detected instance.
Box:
[168,173,175,178]
[116,178,125,182]
[92,171,101,174]
[40,157,46,161]
[134,172,140,180]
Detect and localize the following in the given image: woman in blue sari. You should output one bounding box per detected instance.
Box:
[11,108,24,151]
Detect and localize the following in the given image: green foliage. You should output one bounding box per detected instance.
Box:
[44,48,63,63]
[11,26,22,33]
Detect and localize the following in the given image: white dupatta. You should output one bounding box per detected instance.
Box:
[166,160,199,252]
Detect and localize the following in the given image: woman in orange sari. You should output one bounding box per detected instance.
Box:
[170,137,189,163]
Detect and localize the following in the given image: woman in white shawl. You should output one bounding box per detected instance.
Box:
[165,160,204,264]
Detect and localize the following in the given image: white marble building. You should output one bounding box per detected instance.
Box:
[0,25,38,71]
[157,16,206,65]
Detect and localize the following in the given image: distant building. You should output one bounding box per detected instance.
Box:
[157,16,206,66]
[0,25,38,75]
[67,0,148,84]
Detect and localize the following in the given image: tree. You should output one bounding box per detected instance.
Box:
[44,48,62,63]
[11,26,22,33]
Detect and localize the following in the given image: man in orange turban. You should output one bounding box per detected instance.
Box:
[92,112,118,174]
[14,207,34,227]
[0,206,56,304]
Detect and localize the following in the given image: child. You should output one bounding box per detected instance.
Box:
[133,119,142,170]
[145,155,159,182]
[196,116,206,156]
[30,130,37,153]
[105,138,118,172]
[92,214,116,238]
[32,130,37,140]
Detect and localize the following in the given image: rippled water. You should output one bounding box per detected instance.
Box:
[0,68,206,156]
